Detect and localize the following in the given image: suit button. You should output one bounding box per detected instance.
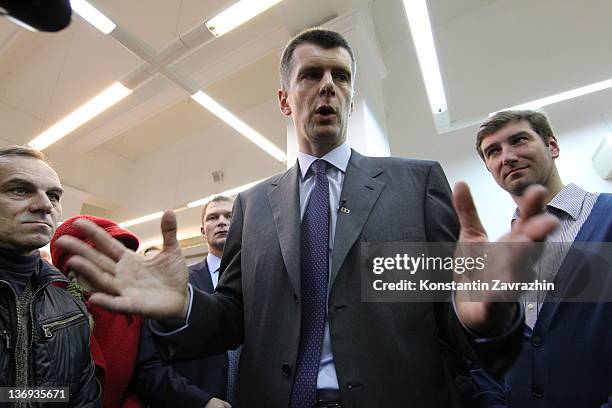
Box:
[293,293,299,303]
[531,335,542,347]
[531,385,544,398]
[281,363,292,377]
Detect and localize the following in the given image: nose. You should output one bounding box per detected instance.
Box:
[501,147,518,166]
[319,71,336,97]
[30,192,53,214]
[218,215,230,226]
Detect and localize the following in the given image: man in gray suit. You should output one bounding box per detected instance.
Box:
[55,29,558,407]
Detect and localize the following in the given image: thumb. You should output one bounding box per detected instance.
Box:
[160,210,179,251]
[452,181,487,239]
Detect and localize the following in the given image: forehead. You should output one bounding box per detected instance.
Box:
[481,120,538,147]
[0,156,61,187]
[204,200,233,217]
[290,43,353,75]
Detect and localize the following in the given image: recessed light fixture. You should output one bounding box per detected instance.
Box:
[187,178,266,208]
[402,0,447,113]
[70,0,116,34]
[29,82,132,150]
[119,211,165,228]
[205,0,284,37]
[191,91,286,162]
[494,78,612,114]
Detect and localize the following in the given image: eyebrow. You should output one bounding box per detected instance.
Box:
[297,64,351,76]
[509,131,531,139]
[2,177,64,194]
[483,131,533,156]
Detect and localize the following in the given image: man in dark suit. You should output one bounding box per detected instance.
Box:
[55,29,559,408]
[470,110,612,407]
[133,196,234,408]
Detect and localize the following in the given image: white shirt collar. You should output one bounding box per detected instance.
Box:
[206,253,221,273]
[511,183,588,222]
[297,142,351,180]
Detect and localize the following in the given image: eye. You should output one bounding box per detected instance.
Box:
[47,193,61,202]
[486,148,499,158]
[334,72,349,82]
[11,187,28,196]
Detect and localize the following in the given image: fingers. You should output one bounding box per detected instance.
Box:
[71,218,127,262]
[161,210,179,251]
[452,182,487,238]
[518,213,559,242]
[65,254,120,296]
[516,184,547,221]
[55,235,118,275]
[88,293,136,314]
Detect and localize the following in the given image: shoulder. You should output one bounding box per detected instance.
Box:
[188,260,208,274]
[357,153,445,183]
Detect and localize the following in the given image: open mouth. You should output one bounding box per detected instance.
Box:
[315,105,336,116]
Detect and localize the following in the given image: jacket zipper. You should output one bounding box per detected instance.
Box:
[41,313,84,338]
[0,280,17,354]
[0,329,11,349]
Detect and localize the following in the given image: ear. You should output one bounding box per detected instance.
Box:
[200,226,205,238]
[278,89,292,116]
[548,136,560,159]
[349,99,354,116]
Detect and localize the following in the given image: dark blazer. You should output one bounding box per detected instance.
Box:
[133,260,228,407]
[154,151,520,408]
[471,194,612,408]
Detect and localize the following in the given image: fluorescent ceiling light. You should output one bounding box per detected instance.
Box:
[498,78,612,113]
[29,82,132,150]
[119,211,165,228]
[187,178,266,208]
[191,91,286,162]
[119,178,267,229]
[402,0,447,113]
[71,0,116,34]
[205,0,283,37]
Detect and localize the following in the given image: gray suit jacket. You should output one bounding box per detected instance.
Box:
[154,150,518,407]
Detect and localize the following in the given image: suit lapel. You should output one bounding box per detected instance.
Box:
[268,164,302,293]
[190,260,214,294]
[330,151,385,286]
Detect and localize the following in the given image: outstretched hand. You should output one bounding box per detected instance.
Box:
[54,210,189,323]
[451,182,559,334]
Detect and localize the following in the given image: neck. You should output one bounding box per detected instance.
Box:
[299,137,345,158]
[208,247,222,259]
[0,246,39,259]
[512,179,565,207]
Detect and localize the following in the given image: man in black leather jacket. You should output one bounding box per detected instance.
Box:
[0,145,100,407]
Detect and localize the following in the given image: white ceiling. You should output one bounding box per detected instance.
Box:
[1,0,611,247]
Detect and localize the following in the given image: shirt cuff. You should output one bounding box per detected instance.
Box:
[149,283,194,336]
[452,291,525,344]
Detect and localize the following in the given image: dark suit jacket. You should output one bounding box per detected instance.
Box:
[154,151,520,408]
[133,260,228,407]
[471,194,612,408]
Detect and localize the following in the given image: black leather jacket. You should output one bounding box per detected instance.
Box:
[0,259,100,407]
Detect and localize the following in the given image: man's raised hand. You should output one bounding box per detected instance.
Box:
[54,210,189,323]
[452,182,559,334]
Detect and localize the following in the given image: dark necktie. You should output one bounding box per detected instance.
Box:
[290,160,330,408]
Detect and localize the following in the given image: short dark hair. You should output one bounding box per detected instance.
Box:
[476,110,555,159]
[279,28,356,90]
[0,145,47,162]
[201,195,234,220]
